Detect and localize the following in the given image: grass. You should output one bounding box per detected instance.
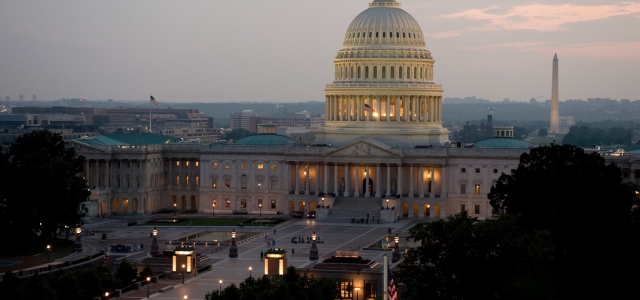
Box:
[140,217,288,227]
[0,238,74,258]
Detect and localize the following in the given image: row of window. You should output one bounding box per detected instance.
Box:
[347,30,422,42]
[212,176,278,190]
[212,198,277,209]
[461,168,516,174]
[460,204,482,215]
[337,65,430,80]
[173,161,199,167]
[212,162,277,170]
[460,183,481,195]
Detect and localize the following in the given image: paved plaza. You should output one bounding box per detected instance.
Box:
[80,216,417,300]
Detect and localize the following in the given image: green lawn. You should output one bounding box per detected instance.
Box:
[141,217,288,227]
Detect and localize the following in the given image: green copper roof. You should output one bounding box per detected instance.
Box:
[235,134,294,145]
[472,138,532,149]
[73,133,178,146]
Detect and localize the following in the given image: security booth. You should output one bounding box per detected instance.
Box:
[172,245,196,279]
[264,248,287,277]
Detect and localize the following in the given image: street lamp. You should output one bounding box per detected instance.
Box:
[219,280,222,292]
[386,199,389,209]
[46,245,51,263]
[146,277,151,298]
[74,227,83,252]
[229,229,238,258]
[182,264,185,284]
[174,203,177,216]
[212,201,215,216]
[393,234,401,262]
[355,287,361,300]
[321,197,325,208]
[184,295,187,300]
[309,231,318,260]
[382,239,389,300]
[249,266,252,277]
[259,203,262,216]
[151,227,159,256]
[105,292,109,299]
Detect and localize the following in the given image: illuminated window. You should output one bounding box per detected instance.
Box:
[279,259,284,275]
[258,163,264,170]
[212,182,217,189]
[185,176,189,186]
[339,281,353,299]
[186,161,189,167]
[175,175,180,185]
[212,162,218,169]
[241,163,247,170]
[257,179,264,189]
[195,161,199,167]
[241,199,247,208]
[225,163,231,169]
[176,161,180,166]
[225,179,230,189]
[195,176,199,186]
[474,184,480,195]
[225,198,230,208]
[271,199,276,209]
[271,164,277,170]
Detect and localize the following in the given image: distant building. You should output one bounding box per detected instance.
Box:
[19,94,24,101]
[230,110,259,133]
[634,124,640,144]
[558,116,575,134]
[32,94,36,101]
[4,96,9,101]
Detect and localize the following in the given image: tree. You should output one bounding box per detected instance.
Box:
[138,264,154,280]
[50,270,81,300]
[224,128,255,143]
[395,212,554,300]
[538,127,548,137]
[0,130,90,241]
[488,144,640,298]
[24,272,56,300]
[0,270,24,299]
[115,258,138,287]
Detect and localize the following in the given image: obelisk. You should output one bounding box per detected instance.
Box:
[550,53,559,133]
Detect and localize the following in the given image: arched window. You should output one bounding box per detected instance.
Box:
[407,67,410,78]
[382,66,386,78]
[350,66,354,78]
[413,33,416,38]
[390,32,393,38]
[396,32,400,38]
[373,66,377,78]
[365,66,369,78]
[376,32,379,38]
[369,32,372,38]
[357,32,360,38]
[414,67,417,79]
[383,32,386,38]
[420,67,423,79]
[357,66,361,78]
[403,32,406,38]
[390,66,395,78]
[399,67,403,78]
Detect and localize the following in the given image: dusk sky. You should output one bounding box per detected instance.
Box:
[1,0,639,103]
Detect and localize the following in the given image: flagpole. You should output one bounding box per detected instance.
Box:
[149,95,152,133]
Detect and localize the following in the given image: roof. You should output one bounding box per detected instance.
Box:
[73,133,178,147]
[235,134,294,146]
[472,138,533,149]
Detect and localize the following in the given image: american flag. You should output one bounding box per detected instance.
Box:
[150,95,158,105]
[388,261,398,300]
[364,103,375,112]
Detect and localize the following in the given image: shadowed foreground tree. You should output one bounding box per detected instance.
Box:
[204,266,338,300]
[0,130,90,242]
[395,212,554,300]
[489,144,640,299]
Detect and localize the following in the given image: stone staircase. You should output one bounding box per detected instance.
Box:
[322,197,385,223]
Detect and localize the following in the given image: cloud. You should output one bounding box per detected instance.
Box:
[443,3,640,31]
[428,31,463,38]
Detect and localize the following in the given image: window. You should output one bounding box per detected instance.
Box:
[271,199,276,209]
[365,66,369,78]
[460,204,466,213]
[186,161,189,167]
[373,66,377,78]
[375,32,378,38]
[396,32,399,38]
[368,32,372,38]
[241,175,248,189]
[390,66,395,78]
[225,178,230,189]
[475,184,480,195]
[510,169,516,175]
[225,198,230,208]
[258,198,263,209]
[493,169,498,173]
[357,66,361,78]
[240,199,247,208]
[271,179,277,190]
[195,175,199,186]
[389,31,393,38]
[212,199,217,208]
[176,161,180,166]
[399,67,403,78]
[257,163,264,170]
[271,164,277,170]
[195,161,199,167]
[350,66,354,78]
[225,163,231,169]
[212,162,218,169]
[461,168,466,173]
[241,163,247,170]
[382,66,386,78]
[175,175,180,185]
[338,281,353,299]
[365,281,377,299]
[407,67,410,78]
[383,32,386,38]
[460,183,466,194]
[475,168,480,173]
[403,32,406,38]
[257,179,264,189]
[414,67,417,79]
[212,181,217,189]
[185,176,189,186]
[475,204,480,214]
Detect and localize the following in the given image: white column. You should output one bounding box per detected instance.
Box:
[386,96,391,122]
[365,164,371,197]
[397,164,403,196]
[334,164,339,195]
[409,164,414,197]
[344,164,350,197]
[376,163,381,197]
[354,164,360,197]
[305,162,310,195]
[314,163,319,195]
[420,164,425,198]
[346,95,351,121]
[295,162,300,194]
[395,96,400,121]
[323,163,329,195]
[386,164,391,197]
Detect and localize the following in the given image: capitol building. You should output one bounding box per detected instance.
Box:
[71,0,640,222]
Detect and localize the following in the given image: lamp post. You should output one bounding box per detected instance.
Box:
[182,264,185,284]
[212,201,215,216]
[146,277,151,298]
[249,266,252,277]
[321,197,325,208]
[355,287,360,300]
[74,227,83,252]
[309,231,319,260]
[229,229,238,258]
[46,245,51,263]
[386,199,389,209]
[392,234,401,262]
[151,227,159,256]
[105,292,109,299]
[174,203,177,216]
[219,280,222,292]
[259,203,262,216]
[184,295,187,300]
[382,239,389,300]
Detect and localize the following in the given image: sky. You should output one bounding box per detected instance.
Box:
[0,0,639,103]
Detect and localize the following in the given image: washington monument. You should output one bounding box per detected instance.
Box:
[550,53,559,133]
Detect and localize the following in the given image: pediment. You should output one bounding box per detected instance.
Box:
[326,139,398,157]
